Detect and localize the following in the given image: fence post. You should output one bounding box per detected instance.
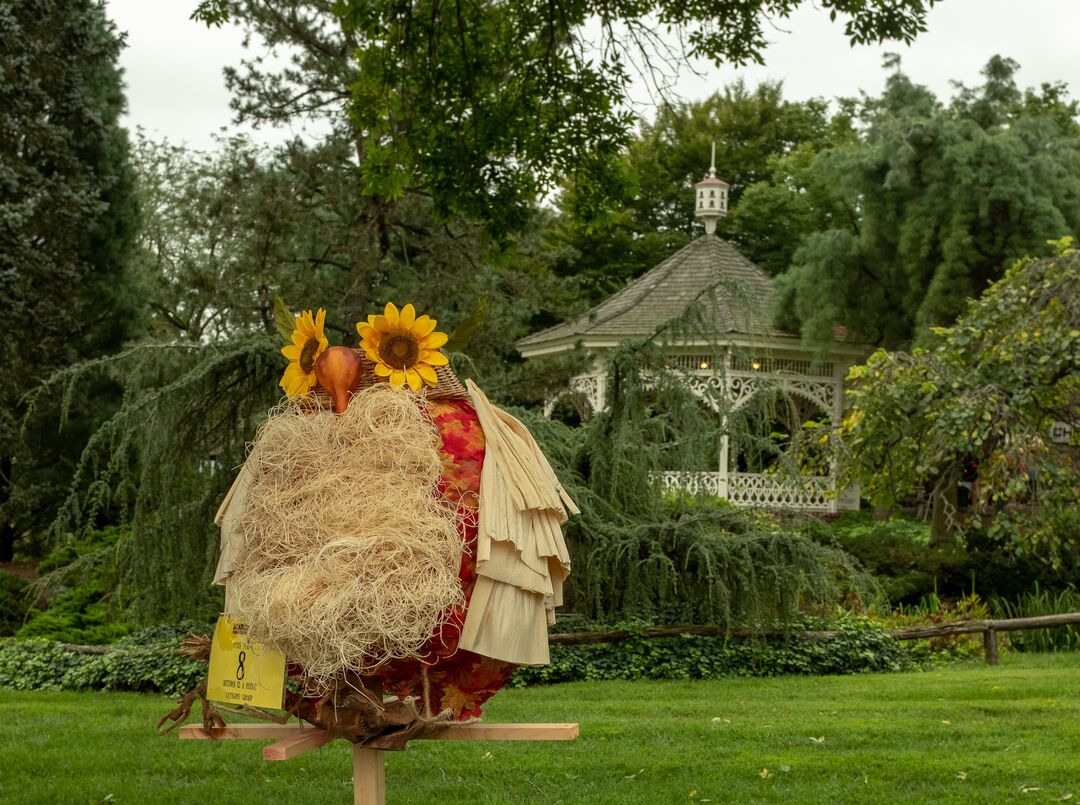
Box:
[983,629,1000,666]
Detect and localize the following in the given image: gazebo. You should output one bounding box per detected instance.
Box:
[517,152,869,513]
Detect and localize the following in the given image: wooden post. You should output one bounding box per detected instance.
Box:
[353,746,386,805]
[983,629,1000,666]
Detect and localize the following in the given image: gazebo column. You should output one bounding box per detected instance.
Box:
[829,361,849,512]
[718,433,730,499]
[718,350,731,499]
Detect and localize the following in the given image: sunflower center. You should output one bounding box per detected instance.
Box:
[299,338,320,373]
[379,333,419,370]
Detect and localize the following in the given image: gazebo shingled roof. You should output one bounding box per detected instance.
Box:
[517,234,787,354]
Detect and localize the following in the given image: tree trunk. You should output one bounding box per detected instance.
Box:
[930,469,959,544]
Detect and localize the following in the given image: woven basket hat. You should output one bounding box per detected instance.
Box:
[307,348,468,407]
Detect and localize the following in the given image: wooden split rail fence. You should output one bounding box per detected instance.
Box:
[58,612,1080,667]
[547,612,1080,666]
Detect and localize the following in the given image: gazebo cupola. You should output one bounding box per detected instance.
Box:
[694,143,729,235]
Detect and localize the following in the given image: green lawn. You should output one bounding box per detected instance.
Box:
[2,654,1078,804]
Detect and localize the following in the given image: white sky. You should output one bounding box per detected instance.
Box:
[106,0,1080,151]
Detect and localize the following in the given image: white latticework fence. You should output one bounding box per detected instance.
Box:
[658,471,836,512]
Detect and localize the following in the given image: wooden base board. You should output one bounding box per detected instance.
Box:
[179,721,579,749]
[178,720,580,805]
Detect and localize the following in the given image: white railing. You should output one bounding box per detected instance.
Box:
[659,471,836,512]
[658,471,725,497]
[728,472,833,511]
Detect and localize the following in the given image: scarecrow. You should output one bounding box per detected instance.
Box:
[162,303,575,749]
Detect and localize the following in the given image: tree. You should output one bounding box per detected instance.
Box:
[774,56,1080,350]
[550,81,853,299]
[0,0,140,561]
[839,242,1079,555]
[194,0,936,237]
[33,0,936,617]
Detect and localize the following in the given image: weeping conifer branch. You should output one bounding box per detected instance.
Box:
[515,285,879,627]
[32,336,281,622]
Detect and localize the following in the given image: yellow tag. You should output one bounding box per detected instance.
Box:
[206,615,286,709]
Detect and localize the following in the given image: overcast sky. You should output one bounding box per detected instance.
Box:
[105,0,1080,151]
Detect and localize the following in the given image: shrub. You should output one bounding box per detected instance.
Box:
[512,616,918,685]
[0,622,210,696]
[803,512,1080,605]
[16,580,130,644]
[886,591,992,661]
[991,586,1080,652]
[18,525,132,643]
[0,573,30,637]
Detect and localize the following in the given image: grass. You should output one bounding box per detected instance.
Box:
[1,654,1078,804]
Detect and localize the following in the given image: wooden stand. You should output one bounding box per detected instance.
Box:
[179,721,579,805]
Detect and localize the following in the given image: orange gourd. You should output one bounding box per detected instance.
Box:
[314,346,363,413]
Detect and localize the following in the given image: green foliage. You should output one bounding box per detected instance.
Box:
[337,1,932,236]
[33,338,277,623]
[991,586,1080,652]
[804,514,957,604]
[804,512,1080,605]
[0,623,208,696]
[16,581,129,645]
[0,0,140,560]
[17,526,131,643]
[0,573,30,637]
[775,55,1080,349]
[840,249,1080,562]
[192,1,932,238]
[887,591,993,661]
[35,524,127,576]
[512,616,917,685]
[552,81,854,298]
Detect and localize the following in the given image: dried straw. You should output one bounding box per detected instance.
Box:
[229,385,464,689]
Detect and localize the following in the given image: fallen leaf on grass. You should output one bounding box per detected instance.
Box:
[1021,785,1042,794]
[758,768,773,779]
[956,772,967,781]
[809,736,826,744]
[1059,794,1073,802]
[625,769,645,780]
[941,720,952,725]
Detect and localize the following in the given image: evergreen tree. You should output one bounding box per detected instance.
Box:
[774,56,1080,350]
[0,0,140,561]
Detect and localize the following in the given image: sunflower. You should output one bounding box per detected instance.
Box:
[280,308,329,396]
[357,302,449,390]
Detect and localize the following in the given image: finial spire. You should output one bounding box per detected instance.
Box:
[694,143,729,235]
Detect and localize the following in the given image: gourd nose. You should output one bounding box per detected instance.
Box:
[314,346,363,413]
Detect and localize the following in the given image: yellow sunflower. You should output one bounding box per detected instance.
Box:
[356,302,449,390]
[279,308,329,396]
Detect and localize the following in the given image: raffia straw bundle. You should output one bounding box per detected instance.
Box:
[229,384,464,689]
